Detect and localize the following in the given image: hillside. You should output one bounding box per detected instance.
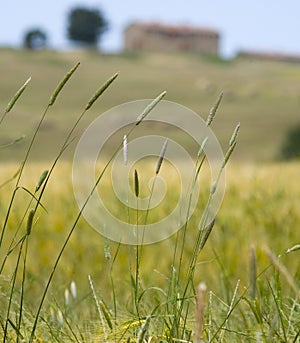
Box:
[1,48,300,162]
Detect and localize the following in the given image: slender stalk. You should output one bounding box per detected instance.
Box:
[29,91,166,340]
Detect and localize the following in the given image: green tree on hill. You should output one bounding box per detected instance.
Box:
[23,28,47,50]
[280,124,300,160]
[67,7,108,48]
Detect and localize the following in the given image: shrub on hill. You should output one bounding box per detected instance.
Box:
[280,123,300,160]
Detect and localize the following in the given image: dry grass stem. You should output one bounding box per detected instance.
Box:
[196,282,207,343]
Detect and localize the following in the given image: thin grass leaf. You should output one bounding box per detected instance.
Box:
[197,136,208,158]
[123,134,128,166]
[0,135,26,149]
[0,161,23,189]
[285,244,300,254]
[263,246,300,295]
[222,141,237,168]
[249,245,257,299]
[136,91,166,125]
[88,274,108,340]
[85,72,118,110]
[100,299,113,330]
[49,62,80,106]
[7,319,24,340]
[137,315,151,343]
[20,187,47,213]
[4,77,31,114]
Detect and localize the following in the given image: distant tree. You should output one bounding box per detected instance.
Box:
[280,124,300,160]
[67,7,108,48]
[23,28,47,50]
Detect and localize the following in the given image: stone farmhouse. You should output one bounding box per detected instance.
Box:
[124,22,220,55]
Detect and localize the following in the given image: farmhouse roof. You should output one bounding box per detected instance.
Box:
[126,22,219,37]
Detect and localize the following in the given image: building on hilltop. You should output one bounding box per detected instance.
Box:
[124,22,220,55]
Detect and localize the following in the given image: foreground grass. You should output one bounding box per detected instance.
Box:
[0,57,299,342]
[0,161,299,342]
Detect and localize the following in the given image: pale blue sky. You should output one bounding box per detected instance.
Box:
[1,1,300,58]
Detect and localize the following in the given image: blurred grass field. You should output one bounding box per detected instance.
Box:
[1,48,300,341]
[1,48,300,162]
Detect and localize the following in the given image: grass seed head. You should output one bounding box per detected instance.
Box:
[85,72,118,110]
[229,122,240,146]
[26,209,35,236]
[49,62,80,106]
[156,139,168,175]
[206,91,223,126]
[35,169,49,192]
[134,169,139,197]
[70,281,77,299]
[5,77,31,114]
[136,91,166,125]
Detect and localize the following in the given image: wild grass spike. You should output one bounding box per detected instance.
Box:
[229,122,240,146]
[134,169,139,198]
[206,91,223,126]
[136,91,166,125]
[4,77,31,114]
[26,209,35,236]
[35,169,49,192]
[156,139,168,175]
[85,72,118,110]
[49,62,80,106]
[199,219,215,250]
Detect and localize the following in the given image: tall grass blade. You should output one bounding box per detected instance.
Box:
[249,245,257,299]
[263,246,300,295]
[88,274,108,341]
[137,315,151,343]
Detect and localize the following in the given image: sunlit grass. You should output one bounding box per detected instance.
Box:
[1,58,299,342]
